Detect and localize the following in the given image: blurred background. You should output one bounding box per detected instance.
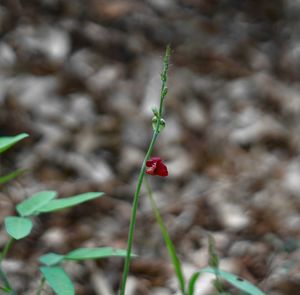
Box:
[1,0,300,294]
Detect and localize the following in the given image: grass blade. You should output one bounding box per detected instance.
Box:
[145,177,186,294]
[0,169,26,185]
[0,265,15,294]
[188,272,200,295]
[0,285,11,293]
[0,133,28,154]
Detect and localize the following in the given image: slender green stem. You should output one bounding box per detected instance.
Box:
[0,238,16,293]
[35,277,46,295]
[0,238,14,262]
[208,235,225,294]
[144,177,186,295]
[0,265,11,291]
[0,265,17,295]
[120,132,159,295]
[0,238,18,294]
[120,46,171,295]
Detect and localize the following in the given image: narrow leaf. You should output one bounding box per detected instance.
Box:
[0,133,29,154]
[40,267,74,295]
[188,272,200,295]
[4,216,33,240]
[0,169,26,185]
[16,191,57,217]
[65,247,131,261]
[0,285,10,293]
[39,253,65,266]
[199,267,266,295]
[144,178,186,294]
[0,266,13,293]
[37,192,104,213]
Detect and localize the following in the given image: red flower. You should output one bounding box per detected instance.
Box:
[146,157,168,177]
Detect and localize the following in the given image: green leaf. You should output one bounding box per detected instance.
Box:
[37,192,104,213]
[40,267,74,295]
[198,267,266,295]
[65,247,131,261]
[0,266,13,294]
[4,216,33,240]
[39,248,133,267]
[0,169,26,185]
[144,177,186,294]
[16,191,57,217]
[0,133,29,154]
[188,272,200,295]
[0,285,11,293]
[39,253,65,266]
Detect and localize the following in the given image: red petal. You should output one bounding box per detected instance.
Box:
[146,157,161,167]
[145,157,168,177]
[146,160,153,167]
[155,161,168,177]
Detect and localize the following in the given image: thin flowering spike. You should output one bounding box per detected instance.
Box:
[120,47,171,295]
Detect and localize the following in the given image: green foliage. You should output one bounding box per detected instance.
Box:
[0,285,11,293]
[16,191,57,217]
[0,169,26,185]
[65,247,129,261]
[40,267,74,295]
[0,133,28,186]
[15,191,104,217]
[39,253,65,266]
[36,192,104,213]
[39,248,132,294]
[188,272,200,295]
[0,133,129,294]
[0,133,28,154]
[0,266,15,295]
[39,247,133,267]
[145,177,186,294]
[194,268,266,295]
[3,191,104,243]
[4,216,33,240]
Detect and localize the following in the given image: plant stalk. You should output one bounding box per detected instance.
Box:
[0,238,14,263]
[0,237,18,294]
[120,45,171,295]
[0,265,17,295]
[35,277,46,295]
[144,177,186,295]
[120,131,159,295]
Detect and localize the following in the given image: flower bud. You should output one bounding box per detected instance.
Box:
[152,116,166,132]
